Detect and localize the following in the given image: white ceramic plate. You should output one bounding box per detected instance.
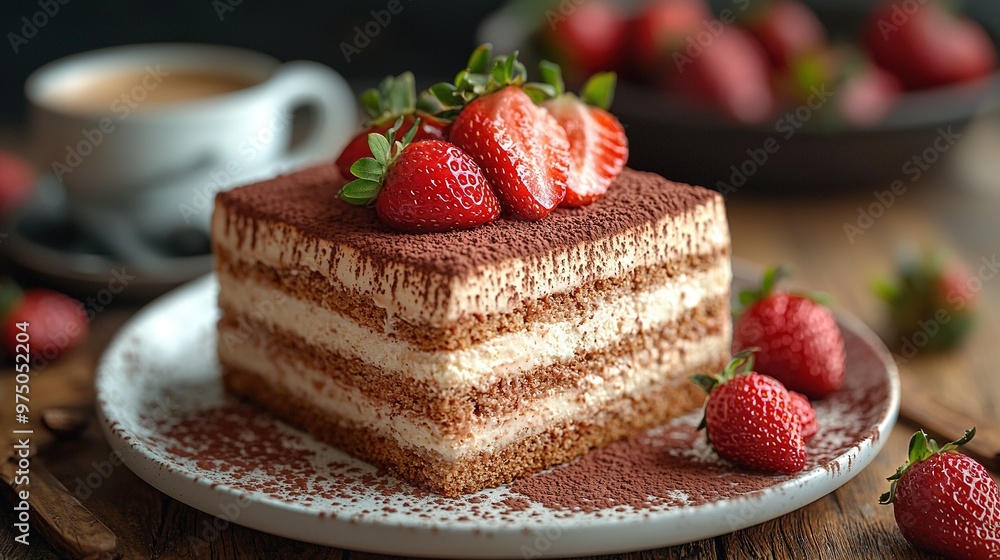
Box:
[96,269,899,558]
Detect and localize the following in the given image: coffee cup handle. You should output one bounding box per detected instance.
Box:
[266,61,357,170]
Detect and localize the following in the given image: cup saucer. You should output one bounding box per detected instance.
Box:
[1,174,212,300]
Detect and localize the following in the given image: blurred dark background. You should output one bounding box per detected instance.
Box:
[0,0,507,124]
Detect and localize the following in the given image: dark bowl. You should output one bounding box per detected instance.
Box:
[479,0,1000,195]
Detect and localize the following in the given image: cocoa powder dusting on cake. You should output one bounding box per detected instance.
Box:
[214,164,719,278]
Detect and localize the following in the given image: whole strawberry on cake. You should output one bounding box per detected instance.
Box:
[212,45,732,496]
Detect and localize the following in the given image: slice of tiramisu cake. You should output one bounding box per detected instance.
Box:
[211,49,732,496]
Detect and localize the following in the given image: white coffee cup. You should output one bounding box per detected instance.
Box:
[25,43,356,264]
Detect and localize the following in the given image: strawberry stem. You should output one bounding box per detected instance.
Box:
[692,347,760,435]
[880,427,977,504]
[428,44,561,120]
[360,72,419,127]
[580,72,617,110]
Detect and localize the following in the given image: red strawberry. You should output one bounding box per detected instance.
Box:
[437,48,570,220]
[744,0,827,70]
[875,248,978,351]
[836,56,901,127]
[864,0,997,90]
[538,0,627,84]
[672,25,775,124]
[338,122,499,233]
[539,68,628,207]
[881,428,1000,559]
[630,0,711,73]
[692,349,807,474]
[787,391,818,441]
[732,267,845,399]
[335,73,448,178]
[2,285,89,360]
[0,150,36,215]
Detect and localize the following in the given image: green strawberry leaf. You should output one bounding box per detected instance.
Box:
[360,88,382,121]
[522,82,557,104]
[0,278,24,321]
[338,179,381,206]
[580,72,617,110]
[350,157,382,182]
[430,82,462,108]
[690,374,718,394]
[468,44,492,74]
[908,429,931,465]
[368,132,391,167]
[538,60,565,97]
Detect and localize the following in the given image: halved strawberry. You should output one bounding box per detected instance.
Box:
[539,66,628,207]
[431,46,571,221]
[335,72,448,178]
[338,120,499,233]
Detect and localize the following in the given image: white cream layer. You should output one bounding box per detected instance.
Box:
[213,194,729,327]
[217,260,731,388]
[219,331,730,460]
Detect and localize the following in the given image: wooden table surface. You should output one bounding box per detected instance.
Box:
[3,121,1000,559]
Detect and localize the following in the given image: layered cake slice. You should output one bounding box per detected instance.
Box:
[212,165,731,496]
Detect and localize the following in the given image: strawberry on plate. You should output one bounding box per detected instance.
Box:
[732,266,845,399]
[787,390,818,441]
[881,428,1000,559]
[2,283,89,360]
[335,72,448,178]
[692,349,807,474]
[433,45,571,220]
[539,65,628,207]
[338,120,499,234]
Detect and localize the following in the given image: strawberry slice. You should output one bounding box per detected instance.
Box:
[540,67,628,207]
[338,120,499,233]
[431,46,571,221]
[450,86,569,220]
